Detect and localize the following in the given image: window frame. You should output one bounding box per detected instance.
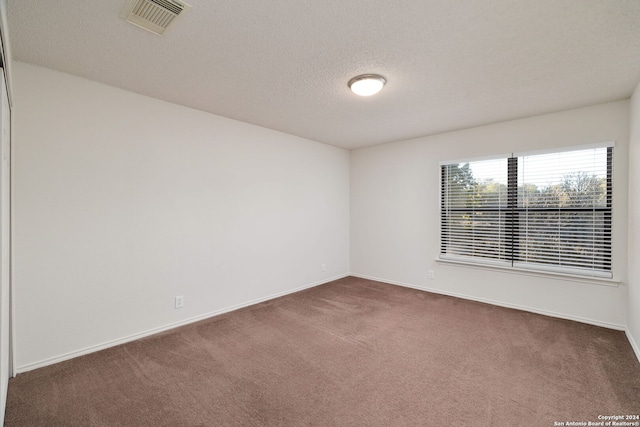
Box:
[438,142,615,282]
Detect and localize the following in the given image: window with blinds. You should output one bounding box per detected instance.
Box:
[440,144,613,278]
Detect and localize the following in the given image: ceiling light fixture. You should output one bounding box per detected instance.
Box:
[348,74,386,96]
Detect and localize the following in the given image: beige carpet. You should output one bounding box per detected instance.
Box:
[5,276,640,426]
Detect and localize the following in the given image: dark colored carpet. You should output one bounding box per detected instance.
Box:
[5,276,640,426]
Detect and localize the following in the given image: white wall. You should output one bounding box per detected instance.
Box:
[12,62,350,372]
[0,71,9,424]
[628,81,640,359]
[0,0,12,420]
[351,101,630,329]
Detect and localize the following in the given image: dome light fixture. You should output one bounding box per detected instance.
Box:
[348,74,386,96]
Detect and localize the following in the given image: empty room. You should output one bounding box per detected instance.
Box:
[0,0,639,425]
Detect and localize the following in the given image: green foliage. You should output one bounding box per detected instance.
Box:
[445,164,607,209]
[442,160,611,271]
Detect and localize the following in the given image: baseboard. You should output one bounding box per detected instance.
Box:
[350,273,626,331]
[625,328,640,364]
[15,273,349,374]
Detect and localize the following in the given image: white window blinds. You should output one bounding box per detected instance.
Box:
[440,158,510,266]
[440,144,613,278]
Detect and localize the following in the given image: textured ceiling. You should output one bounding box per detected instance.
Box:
[7,0,640,149]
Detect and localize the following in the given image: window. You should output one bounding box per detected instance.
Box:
[440,143,613,278]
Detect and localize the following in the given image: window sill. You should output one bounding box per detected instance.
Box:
[435,258,621,287]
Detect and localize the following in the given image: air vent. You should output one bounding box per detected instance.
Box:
[120,0,190,35]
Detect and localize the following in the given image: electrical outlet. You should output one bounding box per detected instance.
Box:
[321,264,326,272]
[175,295,184,309]
[428,270,435,280]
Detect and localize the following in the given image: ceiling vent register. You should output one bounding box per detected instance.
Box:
[121,0,190,35]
